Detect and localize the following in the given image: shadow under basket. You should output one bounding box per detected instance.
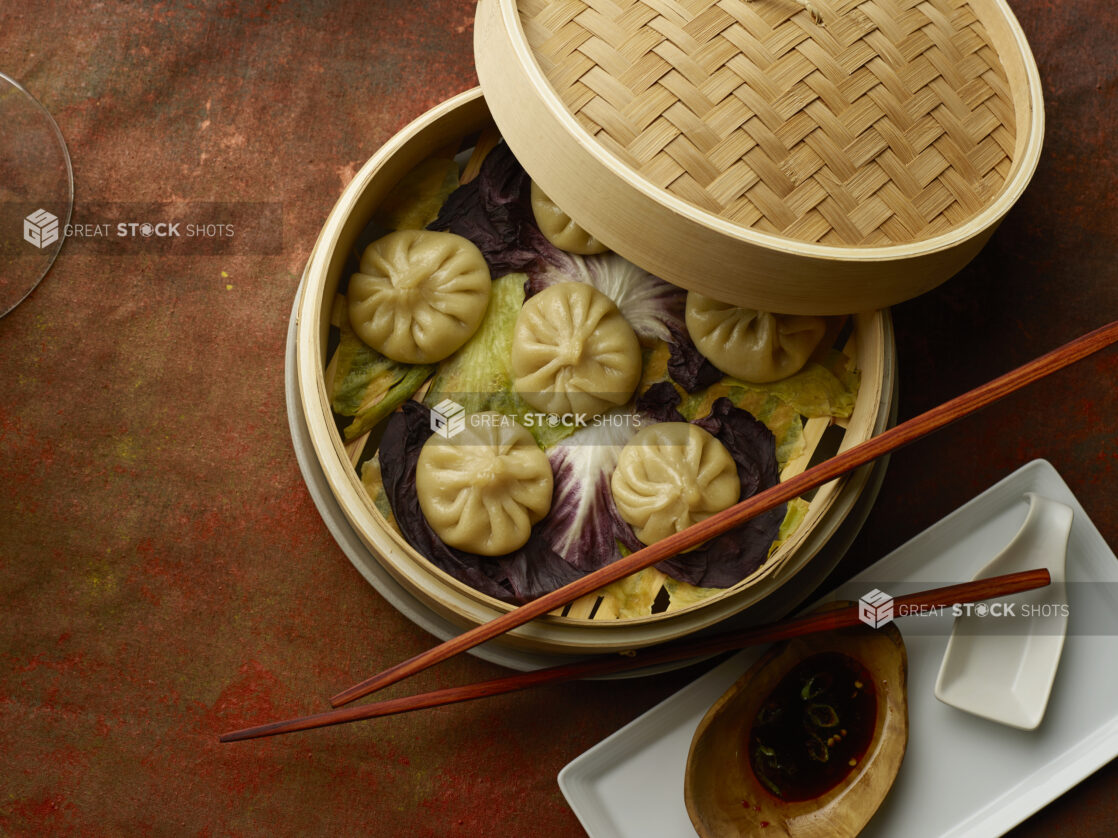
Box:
[295,89,897,655]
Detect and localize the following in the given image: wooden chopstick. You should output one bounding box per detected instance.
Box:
[220,569,1051,742]
[329,320,1118,707]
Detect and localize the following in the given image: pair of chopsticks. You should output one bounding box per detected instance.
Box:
[220,320,1118,743]
[221,568,1050,742]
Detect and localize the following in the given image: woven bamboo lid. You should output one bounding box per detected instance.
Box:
[474,0,1043,314]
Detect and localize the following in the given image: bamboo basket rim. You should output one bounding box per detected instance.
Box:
[295,88,897,653]
[481,0,1045,262]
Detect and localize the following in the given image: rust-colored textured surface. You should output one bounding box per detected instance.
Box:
[0,1,1115,835]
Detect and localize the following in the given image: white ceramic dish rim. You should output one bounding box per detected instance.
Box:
[558,459,1118,838]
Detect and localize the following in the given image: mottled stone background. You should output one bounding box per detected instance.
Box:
[0,1,1115,835]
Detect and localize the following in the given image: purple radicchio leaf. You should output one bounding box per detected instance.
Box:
[427,142,542,276]
[536,415,640,573]
[652,397,786,588]
[522,241,582,298]
[666,320,724,393]
[634,380,686,424]
[377,401,584,604]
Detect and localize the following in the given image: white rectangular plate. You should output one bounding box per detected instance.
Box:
[559,460,1118,838]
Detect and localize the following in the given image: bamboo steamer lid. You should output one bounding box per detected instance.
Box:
[474,0,1043,314]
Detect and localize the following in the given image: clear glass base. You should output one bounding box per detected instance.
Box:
[0,71,73,318]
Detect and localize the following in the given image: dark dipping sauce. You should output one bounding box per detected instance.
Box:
[748,652,877,802]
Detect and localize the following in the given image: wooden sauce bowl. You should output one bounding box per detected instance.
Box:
[685,610,908,837]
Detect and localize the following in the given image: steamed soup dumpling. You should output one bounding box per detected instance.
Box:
[611,422,740,546]
[530,181,609,255]
[512,282,642,418]
[416,413,553,556]
[685,292,827,383]
[348,229,491,364]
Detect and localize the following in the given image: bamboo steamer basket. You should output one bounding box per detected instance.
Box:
[295,88,896,655]
[474,0,1044,315]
